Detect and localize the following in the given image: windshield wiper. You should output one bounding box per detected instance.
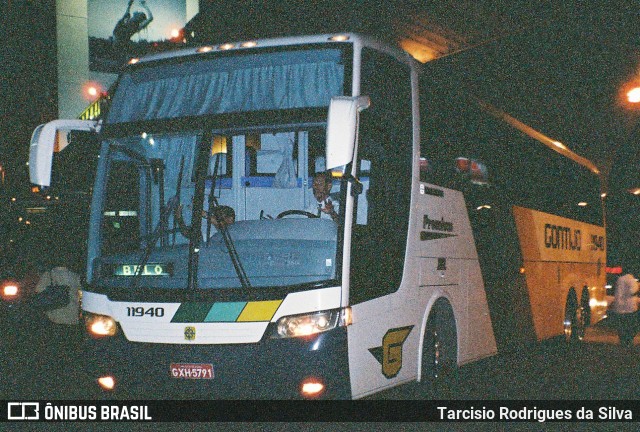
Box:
[129,194,179,288]
[169,133,251,291]
[172,156,186,245]
[206,153,251,289]
[110,144,149,166]
[128,156,183,289]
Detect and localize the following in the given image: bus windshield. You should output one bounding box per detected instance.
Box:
[94,46,349,291]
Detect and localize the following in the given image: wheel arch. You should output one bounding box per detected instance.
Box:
[563,286,586,343]
[417,293,459,381]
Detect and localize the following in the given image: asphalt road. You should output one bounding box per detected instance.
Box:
[1,319,638,401]
[371,337,640,400]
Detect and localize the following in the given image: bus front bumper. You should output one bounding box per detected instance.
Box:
[84,326,351,399]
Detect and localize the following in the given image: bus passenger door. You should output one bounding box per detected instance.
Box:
[346,152,414,398]
[338,47,415,398]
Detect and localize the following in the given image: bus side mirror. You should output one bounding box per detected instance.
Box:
[325,96,370,170]
[29,119,99,187]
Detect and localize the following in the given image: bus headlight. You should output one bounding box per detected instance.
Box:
[272,308,351,338]
[84,312,118,337]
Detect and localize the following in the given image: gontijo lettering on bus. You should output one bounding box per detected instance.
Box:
[544,224,581,251]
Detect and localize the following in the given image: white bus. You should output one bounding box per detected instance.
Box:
[30,33,606,399]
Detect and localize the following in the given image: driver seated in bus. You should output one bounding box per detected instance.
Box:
[174,204,235,238]
[203,205,235,230]
[305,171,339,222]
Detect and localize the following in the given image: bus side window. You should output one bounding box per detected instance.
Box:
[419,139,461,188]
[245,146,257,176]
[356,159,371,225]
[350,47,412,304]
[456,157,489,185]
[208,135,231,178]
[308,129,327,177]
[243,132,300,188]
[419,157,433,183]
[443,156,491,192]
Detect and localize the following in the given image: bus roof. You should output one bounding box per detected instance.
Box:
[133,33,361,64]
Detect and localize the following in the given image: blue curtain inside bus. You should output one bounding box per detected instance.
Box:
[108,49,345,123]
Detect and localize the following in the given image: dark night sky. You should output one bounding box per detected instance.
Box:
[1,0,57,194]
[423,5,640,185]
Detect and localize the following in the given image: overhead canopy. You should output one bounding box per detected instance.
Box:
[183,0,553,63]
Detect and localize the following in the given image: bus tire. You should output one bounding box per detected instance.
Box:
[421,299,457,391]
[580,287,591,327]
[563,289,584,343]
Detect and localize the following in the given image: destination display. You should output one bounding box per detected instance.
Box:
[113,263,172,277]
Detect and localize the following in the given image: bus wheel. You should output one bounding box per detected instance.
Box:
[422,299,457,390]
[563,291,584,343]
[580,287,591,327]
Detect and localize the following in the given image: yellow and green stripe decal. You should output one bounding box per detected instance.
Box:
[171,300,283,323]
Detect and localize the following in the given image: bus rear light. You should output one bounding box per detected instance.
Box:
[300,378,325,397]
[98,376,116,391]
[590,298,608,308]
[2,283,20,300]
[85,313,118,337]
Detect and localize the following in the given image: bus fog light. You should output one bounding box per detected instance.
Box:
[98,376,116,391]
[272,308,350,338]
[85,313,118,337]
[301,378,325,397]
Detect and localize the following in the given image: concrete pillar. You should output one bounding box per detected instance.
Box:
[56,0,90,119]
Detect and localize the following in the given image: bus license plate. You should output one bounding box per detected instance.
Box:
[170,363,214,380]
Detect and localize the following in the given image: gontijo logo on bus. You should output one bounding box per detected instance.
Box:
[368,326,413,379]
[544,224,581,251]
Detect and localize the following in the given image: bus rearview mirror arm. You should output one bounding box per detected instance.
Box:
[29,119,99,187]
[341,173,363,197]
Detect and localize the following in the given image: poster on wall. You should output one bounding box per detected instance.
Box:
[88,0,191,73]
